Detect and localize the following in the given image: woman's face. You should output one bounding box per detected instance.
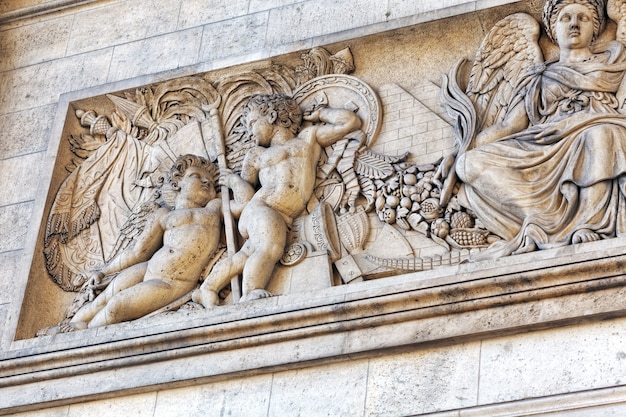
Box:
[555,3,595,50]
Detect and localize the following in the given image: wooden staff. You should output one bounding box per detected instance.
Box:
[202,108,241,303]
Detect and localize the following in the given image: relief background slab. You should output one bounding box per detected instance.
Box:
[3,0,626,415]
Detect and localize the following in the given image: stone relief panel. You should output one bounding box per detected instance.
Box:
[29,0,626,337]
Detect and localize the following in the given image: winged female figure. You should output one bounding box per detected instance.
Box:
[441,0,626,258]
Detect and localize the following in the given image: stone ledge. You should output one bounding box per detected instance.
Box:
[0,0,97,24]
[1,237,626,414]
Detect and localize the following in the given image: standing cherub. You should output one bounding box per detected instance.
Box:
[193,94,361,306]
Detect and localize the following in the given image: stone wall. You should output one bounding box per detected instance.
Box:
[3,0,626,416]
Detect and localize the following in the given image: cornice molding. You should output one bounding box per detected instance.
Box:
[0,0,98,24]
[2,238,626,414]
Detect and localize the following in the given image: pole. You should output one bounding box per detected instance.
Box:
[202,109,241,303]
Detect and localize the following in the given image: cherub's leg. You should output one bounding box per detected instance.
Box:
[88,278,178,327]
[192,245,250,307]
[71,263,147,324]
[241,208,287,301]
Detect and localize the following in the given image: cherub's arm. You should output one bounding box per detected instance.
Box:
[219,167,255,218]
[305,107,361,147]
[473,99,528,147]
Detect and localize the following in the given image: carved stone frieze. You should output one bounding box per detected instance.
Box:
[28,0,626,336]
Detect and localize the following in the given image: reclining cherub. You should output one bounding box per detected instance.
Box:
[55,154,222,330]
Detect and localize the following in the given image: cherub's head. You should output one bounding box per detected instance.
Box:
[167,154,217,207]
[543,0,606,44]
[169,154,216,189]
[242,94,303,136]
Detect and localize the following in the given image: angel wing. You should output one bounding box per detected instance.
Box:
[608,0,626,44]
[467,12,543,134]
[438,12,543,206]
[107,198,163,263]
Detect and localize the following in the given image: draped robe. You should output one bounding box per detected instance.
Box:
[457,41,626,256]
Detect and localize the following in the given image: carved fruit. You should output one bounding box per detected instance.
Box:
[375,194,386,211]
[419,197,442,222]
[450,211,474,229]
[431,218,450,239]
[400,197,413,209]
[403,173,417,185]
[386,195,400,208]
[402,185,417,197]
[379,208,396,224]
[449,228,490,247]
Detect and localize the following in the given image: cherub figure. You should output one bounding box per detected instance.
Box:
[193,94,361,306]
[57,154,222,330]
[441,0,626,258]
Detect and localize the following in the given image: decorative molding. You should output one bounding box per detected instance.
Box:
[0,0,99,24]
[2,238,626,413]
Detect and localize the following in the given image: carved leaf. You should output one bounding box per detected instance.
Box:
[354,149,408,179]
[358,176,376,212]
[440,61,477,154]
[68,134,105,160]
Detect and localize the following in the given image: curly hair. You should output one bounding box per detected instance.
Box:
[243,94,303,135]
[543,0,607,44]
[168,154,217,191]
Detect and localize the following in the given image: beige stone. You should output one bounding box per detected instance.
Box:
[178,0,250,30]
[365,344,481,416]
[0,49,112,112]
[0,104,55,159]
[64,0,180,56]
[108,27,203,82]
[154,374,273,417]
[5,1,626,416]
[67,393,156,417]
[0,202,32,252]
[479,318,626,404]
[198,13,269,63]
[0,152,44,206]
[0,16,71,72]
[269,360,369,417]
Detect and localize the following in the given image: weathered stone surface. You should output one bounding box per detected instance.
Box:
[67,393,156,417]
[0,104,55,158]
[107,27,203,82]
[269,360,369,417]
[154,374,272,417]
[178,0,249,30]
[0,251,22,305]
[65,0,180,56]
[0,202,32,253]
[479,318,626,404]
[0,16,71,72]
[265,0,387,47]
[365,344,481,416]
[198,12,269,63]
[0,153,44,207]
[0,49,111,112]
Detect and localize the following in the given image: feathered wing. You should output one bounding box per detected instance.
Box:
[106,199,163,264]
[438,12,543,206]
[608,0,626,44]
[467,12,543,134]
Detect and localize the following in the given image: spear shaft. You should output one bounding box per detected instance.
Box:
[202,109,241,303]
